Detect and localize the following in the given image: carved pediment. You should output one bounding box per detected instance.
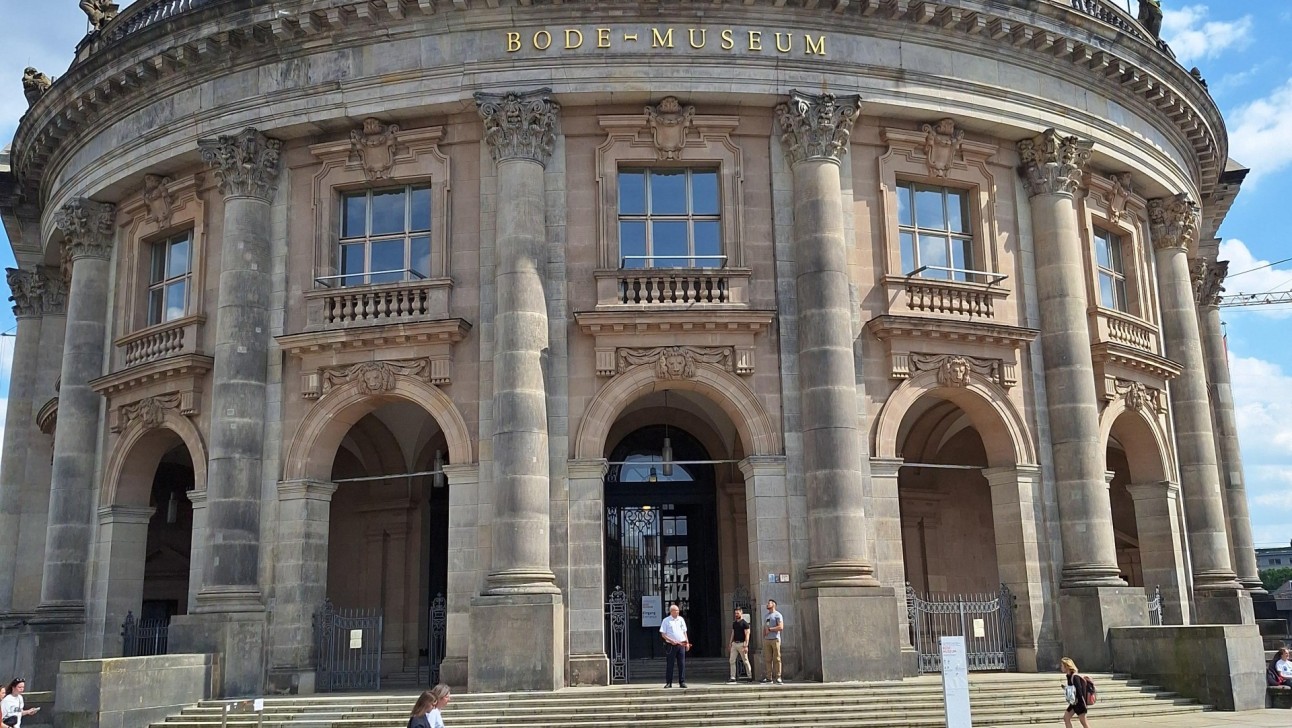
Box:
[309,357,433,399]
[893,352,1014,388]
[616,346,735,380]
[116,392,193,433]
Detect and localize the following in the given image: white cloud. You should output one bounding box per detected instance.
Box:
[1229,353,1292,547]
[1161,5,1253,66]
[1216,239,1292,316]
[1226,78,1292,183]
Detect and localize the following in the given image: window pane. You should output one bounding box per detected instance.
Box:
[340,243,366,286]
[342,194,367,238]
[900,232,916,274]
[1108,234,1125,274]
[652,220,688,267]
[370,239,404,283]
[150,243,166,284]
[370,189,407,236]
[946,191,969,234]
[410,236,431,279]
[1098,273,1116,309]
[619,170,645,215]
[897,183,913,227]
[1094,231,1112,269]
[167,237,191,279]
[410,186,431,233]
[148,288,164,326]
[1114,278,1129,312]
[650,170,687,215]
[691,170,719,215]
[915,187,947,230]
[951,237,974,279]
[919,234,950,277]
[165,281,187,321]
[693,221,721,264]
[620,221,647,267]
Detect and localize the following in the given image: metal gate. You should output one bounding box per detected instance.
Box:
[607,586,629,684]
[907,583,1016,673]
[422,593,447,684]
[121,612,170,657]
[314,600,383,692]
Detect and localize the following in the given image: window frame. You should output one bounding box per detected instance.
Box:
[616,167,723,269]
[334,184,433,287]
[894,181,982,283]
[1092,226,1130,313]
[146,231,194,326]
[1078,172,1152,322]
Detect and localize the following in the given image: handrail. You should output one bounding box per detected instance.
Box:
[620,255,728,268]
[905,265,1008,286]
[314,269,429,289]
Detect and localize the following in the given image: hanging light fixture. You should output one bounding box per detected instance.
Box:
[432,449,447,488]
[165,491,179,525]
[648,466,659,483]
[661,390,674,477]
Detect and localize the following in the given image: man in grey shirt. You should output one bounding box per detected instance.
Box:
[761,599,784,684]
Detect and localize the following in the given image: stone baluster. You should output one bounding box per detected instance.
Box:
[1194,257,1263,594]
[1148,195,1248,623]
[775,90,900,681]
[470,88,563,692]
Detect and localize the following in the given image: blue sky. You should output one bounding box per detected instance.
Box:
[0,3,1291,548]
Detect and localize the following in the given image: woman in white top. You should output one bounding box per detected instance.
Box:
[1,679,38,727]
[1276,647,1292,682]
[407,684,450,728]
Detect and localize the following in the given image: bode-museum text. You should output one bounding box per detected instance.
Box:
[506,27,828,55]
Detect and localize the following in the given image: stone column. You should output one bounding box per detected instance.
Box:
[774,91,900,682]
[1018,132,1144,670]
[985,465,1059,671]
[739,456,797,675]
[1126,481,1191,625]
[87,505,154,657]
[1195,259,1262,593]
[440,463,479,689]
[186,489,207,613]
[566,459,608,686]
[1148,195,1249,624]
[0,269,45,613]
[266,479,336,694]
[469,89,563,692]
[868,458,917,674]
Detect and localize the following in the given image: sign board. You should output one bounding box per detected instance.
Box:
[349,629,363,649]
[940,635,972,728]
[641,595,663,628]
[972,618,985,638]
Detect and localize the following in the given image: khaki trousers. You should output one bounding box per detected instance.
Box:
[728,641,751,678]
[764,639,782,680]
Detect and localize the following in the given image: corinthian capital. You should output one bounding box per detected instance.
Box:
[1148,194,1199,251]
[37,265,68,315]
[775,90,861,166]
[198,128,283,201]
[54,197,117,261]
[1192,258,1228,307]
[6,268,41,318]
[1017,129,1093,197]
[475,88,561,166]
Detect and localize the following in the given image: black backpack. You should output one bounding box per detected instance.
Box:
[1269,664,1286,687]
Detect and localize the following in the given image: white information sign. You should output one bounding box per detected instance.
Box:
[641,595,663,628]
[349,629,363,649]
[940,635,972,728]
[972,618,986,638]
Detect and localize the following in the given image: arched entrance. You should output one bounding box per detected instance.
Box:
[140,445,195,622]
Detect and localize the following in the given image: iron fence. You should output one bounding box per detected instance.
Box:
[313,600,383,692]
[423,593,447,684]
[1147,585,1163,625]
[607,586,629,684]
[907,583,1017,673]
[121,611,169,657]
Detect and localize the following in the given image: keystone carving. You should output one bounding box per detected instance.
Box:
[116,393,183,433]
[775,90,861,166]
[198,127,283,202]
[922,119,964,178]
[1112,378,1162,414]
[476,88,561,166]
[1148,194,1199,252]
[1107,173,1133,224]
[909,352,1002,388]
[6,268,40,318]
[54,198,117,262]
[1192,258,1227,307]
[350,118,401,180]
[80,0,120,31]
[616,346,734,380]
[142,174,175,227]
[1017,129,1093,198]
[22,67,51,106]
[318,358,431,397]
[645,97,695,161]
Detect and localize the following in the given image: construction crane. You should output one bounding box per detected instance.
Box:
[1219,290,1292,308]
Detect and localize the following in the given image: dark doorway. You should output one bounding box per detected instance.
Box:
[605,425,720,658]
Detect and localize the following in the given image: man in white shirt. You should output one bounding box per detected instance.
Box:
[659,603,690,688]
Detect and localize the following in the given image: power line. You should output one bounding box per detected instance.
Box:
[1228,257,1292,279]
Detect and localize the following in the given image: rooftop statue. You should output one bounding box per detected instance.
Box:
[1138,0,1163,39]
[22,67,52,107]
[79,0,120,32]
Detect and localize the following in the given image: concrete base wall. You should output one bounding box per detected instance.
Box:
[168,613,265,697]
[54,654,219,728]
[1194,588,1255,626]
[1059,586,1147,671]
[568,652,609,686]
[468,594,563,692]
[1110,624,1264,711]
[799,585,902,682]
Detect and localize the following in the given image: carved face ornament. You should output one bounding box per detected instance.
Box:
[939,357,972,388]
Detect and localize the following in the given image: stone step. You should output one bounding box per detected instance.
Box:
[1258,618,1288,637]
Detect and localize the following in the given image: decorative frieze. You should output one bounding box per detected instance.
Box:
[891,352,1015,388]
[1102,376,1165,414]
[1148,194,1199,251]
[22,67,51,106]
[198,127,283,201]
[475,88,561,166]
[774,90,861,166]
[350,118,401,180]
[644,97,695,161]
[141,174,175,227]
[54,197,116,261]
[302,356,441,399]
[614,346,738,380]
[113,392,196,433]
[1017,129,1093,198]
[921,118,964,178]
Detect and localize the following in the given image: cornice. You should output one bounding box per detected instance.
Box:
[11,0,1225,212]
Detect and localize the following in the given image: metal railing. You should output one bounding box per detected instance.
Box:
[121,611,170,657]
[907,583,1017,673]
[314,600,383,692]
[607,586,629,684]
[315,268,428,289]
[1147,585,1163,626]
[620,255,727,269]
[422,593,447,684]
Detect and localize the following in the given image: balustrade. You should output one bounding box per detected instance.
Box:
[595,268,751,308]
[1093,308,1159,354]
[116,315,205,368]
[305,278,452,329]
[898,277,1003,320]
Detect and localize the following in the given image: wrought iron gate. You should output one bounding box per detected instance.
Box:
[121,612,170,657]
[314,600,383,691]
[907,583,1017,673]
[423,593,447,684]
[607,586,629,684]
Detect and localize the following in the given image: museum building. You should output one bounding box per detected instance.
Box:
[0,0,1263,696]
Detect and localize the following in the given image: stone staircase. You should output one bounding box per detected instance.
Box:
[152,672,1208,728]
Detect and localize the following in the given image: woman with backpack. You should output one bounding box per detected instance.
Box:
[1061,657,1093,728]
[1270,647,1292,686]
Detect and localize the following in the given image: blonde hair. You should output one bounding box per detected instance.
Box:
[1060,657,1078,673]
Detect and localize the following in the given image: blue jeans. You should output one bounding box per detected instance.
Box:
[665,643,686,684]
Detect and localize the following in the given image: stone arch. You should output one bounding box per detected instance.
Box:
[873,369,1036,467]
[574,363,781,460]
[284,377,473,483]
[1099,397,1172,483]
[101,410,208,507]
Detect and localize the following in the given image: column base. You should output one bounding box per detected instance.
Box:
[27,611,86,689]
[800,585,902,682]
[169,611,266,697]
[1194,587,1255,626]
[265,668,314,695]
[439,656,468,689]
[1059,586,1147,671]
[569,652,610,686]
[468,593,564,692]
[192,586,264,613]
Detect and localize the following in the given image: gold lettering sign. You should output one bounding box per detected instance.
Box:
[505,27,827,56]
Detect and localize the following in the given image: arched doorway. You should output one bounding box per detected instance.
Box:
[140,444,195,623]
[1107,444,1142,586]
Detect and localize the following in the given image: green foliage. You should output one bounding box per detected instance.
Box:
[1260,567,1292,592]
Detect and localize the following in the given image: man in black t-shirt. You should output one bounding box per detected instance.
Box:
[727,607,754,682]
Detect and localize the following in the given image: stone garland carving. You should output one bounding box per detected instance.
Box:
[774,90,861,166]
[1106,172,1133,224]
[117,393,183,433]
[142,174,175,227]
[6,268,40,318]
[54,197,117,261]
[1017,129,1093,198]
[350,117,401,180]
[908,352,1001,388]
[616,346,734,380]
[22,67,52,106]
[644,97,695,161]
[1147,194,1199,252]
[198,127,283,202]
[475,88,561,166]
[318,358,431,397]
[921,118,964,178]
[1112,378,1162,414]
[80,0,120,31]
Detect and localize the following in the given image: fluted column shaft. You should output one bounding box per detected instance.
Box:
[39,199,116,614]
[776,91,877,587]
[1018,131,1122,587]
[477,89,559,594]
[196,128,282,609]
[1149,195,1239,591]
[0,270,44,612]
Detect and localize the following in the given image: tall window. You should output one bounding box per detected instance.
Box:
[618,168,721,268]
[1093,228,1129,312]
[338,185,431,286]
[896,182,977,282]
[147,233,191,326]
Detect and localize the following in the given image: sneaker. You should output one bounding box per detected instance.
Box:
[775,679,784,685]
[760,678,772,684]
[664,683,672,688]
[680,683,688,688]
[727,677,737,683]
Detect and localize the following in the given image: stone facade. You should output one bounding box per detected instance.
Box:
[0,0,1259,696]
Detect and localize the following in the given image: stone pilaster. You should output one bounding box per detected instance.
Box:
[1126,481,1191,625]
[1195,258,1263,593]
[1147,196,1246,617]
[867,458,918,675]
[776,90,900,682]
[566,459,609,686]
[266,479,336,695]
[87,505,155,657]
[469,89,563,692]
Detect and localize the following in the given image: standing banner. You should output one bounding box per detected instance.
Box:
[941,635,972,727]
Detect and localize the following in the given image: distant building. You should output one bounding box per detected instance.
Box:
[1257,542,1292,571]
